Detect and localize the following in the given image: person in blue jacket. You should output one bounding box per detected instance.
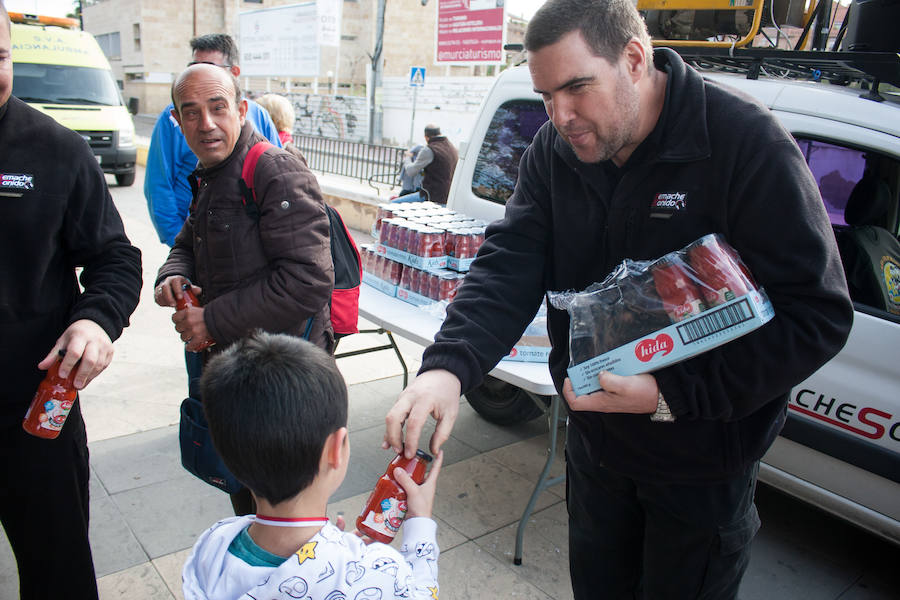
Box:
[144,33,281,247]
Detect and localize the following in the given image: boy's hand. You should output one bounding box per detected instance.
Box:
[394,450,444,519]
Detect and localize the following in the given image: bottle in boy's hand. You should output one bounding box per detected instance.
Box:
[357,450,432,543]
[23,350,77,439]
[176,283,214,350]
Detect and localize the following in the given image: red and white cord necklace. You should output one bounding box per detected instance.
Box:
[253,515,329,528]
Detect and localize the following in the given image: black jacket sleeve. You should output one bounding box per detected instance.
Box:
[420,138,551,393]
[63,131,143,341]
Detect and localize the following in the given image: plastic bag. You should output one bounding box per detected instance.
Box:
[549,234,774,395]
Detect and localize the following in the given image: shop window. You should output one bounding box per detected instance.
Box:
[471,100,548,205]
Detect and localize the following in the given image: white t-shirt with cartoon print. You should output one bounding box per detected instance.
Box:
[183,516,439,600]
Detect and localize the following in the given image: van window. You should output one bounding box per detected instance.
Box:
[13,63,122,106]
[471,100,548,205]
[795,137,867,227]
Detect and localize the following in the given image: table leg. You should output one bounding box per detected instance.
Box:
[514,392,565,565]
[334,328,410,388]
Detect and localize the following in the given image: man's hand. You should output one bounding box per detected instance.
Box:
[395,450,444,519]
[172,306,213,352]
[384,370,461,459]
[154,275,201,308]
[37,319,114,390]
[562,372,659,414]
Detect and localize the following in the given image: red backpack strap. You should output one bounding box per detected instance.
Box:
[240,141,274,219]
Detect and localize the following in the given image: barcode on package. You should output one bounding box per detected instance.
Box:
[677,299,754,344]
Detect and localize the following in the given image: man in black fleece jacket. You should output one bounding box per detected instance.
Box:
[0,4,142,598]
[383,0,853,597]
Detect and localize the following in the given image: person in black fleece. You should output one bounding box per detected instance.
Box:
[382,0,853,597]
[0,4,142,598]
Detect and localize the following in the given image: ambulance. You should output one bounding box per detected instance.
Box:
[9,12,136,186]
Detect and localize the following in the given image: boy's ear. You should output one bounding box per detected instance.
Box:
[323,427,349,470]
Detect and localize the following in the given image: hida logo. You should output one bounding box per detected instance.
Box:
[635,334,674,362]
[0,173,35,190]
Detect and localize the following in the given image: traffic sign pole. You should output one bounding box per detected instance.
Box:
[409,85,418,147]
[408,67,425,147]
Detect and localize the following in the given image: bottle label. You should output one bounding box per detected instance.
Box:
[360,496,408,539]
[36,398,73,432]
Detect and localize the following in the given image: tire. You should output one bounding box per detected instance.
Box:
[115,171,136,187]
[464,375,550,425]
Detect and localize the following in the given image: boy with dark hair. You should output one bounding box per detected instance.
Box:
[183,331,442,599]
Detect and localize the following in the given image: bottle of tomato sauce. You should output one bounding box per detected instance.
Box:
[176,283,215,350]
[22,350,78,439]
[357,450,433,543]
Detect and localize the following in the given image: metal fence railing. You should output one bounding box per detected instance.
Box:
[293,135,405,190]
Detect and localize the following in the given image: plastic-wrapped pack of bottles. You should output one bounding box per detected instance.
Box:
[549,234,775,395]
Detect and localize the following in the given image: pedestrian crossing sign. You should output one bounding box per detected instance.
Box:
[410,67,426,87]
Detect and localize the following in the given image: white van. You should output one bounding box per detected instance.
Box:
[9,13,137,186]
[448,62,900,545]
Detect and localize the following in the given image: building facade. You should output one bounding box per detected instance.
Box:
[82,0,527,131]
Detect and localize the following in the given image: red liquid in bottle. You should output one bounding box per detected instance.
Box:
[23,350,77,439]
[357,450,432,544]
[652,258,705,322]
[688,237,751,307]
[176,284,215,350]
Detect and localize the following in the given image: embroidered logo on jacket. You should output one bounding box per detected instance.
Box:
[649,192,688,219]
[0,173,34,191]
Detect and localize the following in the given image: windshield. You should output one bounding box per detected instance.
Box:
[12,62,122,106]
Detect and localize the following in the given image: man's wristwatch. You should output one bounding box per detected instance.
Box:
[650,391,676,423]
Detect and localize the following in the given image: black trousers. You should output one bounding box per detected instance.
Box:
[0,402,98,599]
[566,427,761,600]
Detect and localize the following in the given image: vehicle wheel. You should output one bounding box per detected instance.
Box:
[115,171,135,187]
[464,375,550,425]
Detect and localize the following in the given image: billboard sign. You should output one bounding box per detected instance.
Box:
[239,3,320,77]
[436,0,505,65]
[317,0,343,47]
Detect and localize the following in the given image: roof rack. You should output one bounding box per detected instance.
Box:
[671,47,899,86]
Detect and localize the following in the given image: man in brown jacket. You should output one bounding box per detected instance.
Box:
[153,64,334,513]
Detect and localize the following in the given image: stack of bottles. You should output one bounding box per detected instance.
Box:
[360,244,465,305]
[373,201,486,272]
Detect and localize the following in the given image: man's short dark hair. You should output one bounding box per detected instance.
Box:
[424,125,441,137]
[524,0,652,64]
[200,331,348,505]
[170,64,243,115]
[190,33,239,66]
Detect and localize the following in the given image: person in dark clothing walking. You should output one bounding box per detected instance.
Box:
[399,124,458,204]
[383,0,853,598]
[0,5,143,598]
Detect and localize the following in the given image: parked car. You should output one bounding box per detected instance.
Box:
[447,61,900,545]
